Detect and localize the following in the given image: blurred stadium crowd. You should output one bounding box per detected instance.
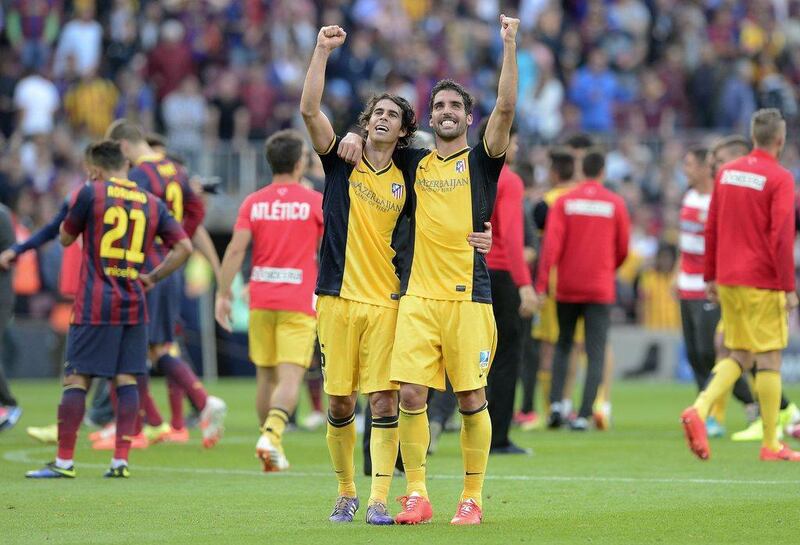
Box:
[2,0,800,336]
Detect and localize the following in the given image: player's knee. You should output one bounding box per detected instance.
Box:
[456,389,486,412]
[399,384,426,411]
[328,395,356,418]
[62,374,89,390]
[369,391,397,417]
[114,374,138,387]
[149,344,171,361]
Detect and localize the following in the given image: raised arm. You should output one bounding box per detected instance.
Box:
[300,26,347,153]
[483,15,519,157]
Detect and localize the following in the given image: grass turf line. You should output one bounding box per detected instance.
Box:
[1,379,799,544]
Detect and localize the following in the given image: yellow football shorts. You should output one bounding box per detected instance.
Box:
[316,295,399,396]
[718,285,788,353]
[390,295,497,392]
[249,309,316,368]
[532,295,585,344]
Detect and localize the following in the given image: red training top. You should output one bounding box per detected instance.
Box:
[234,182,323,316]
[486,165,533,287]
[704,148,796,292]
[536,180,630,303]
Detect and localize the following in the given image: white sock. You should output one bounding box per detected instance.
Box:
[111,458,128,469]
[55,457,73,469]
[562,399,573,415]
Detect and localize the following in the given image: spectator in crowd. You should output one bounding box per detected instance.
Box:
[569,48,630,133]
[209,72,250,145]
[162,76,208,173]
[52,3,102,78]
[13,68,60,138]
[5,0,61,71]
[147,19,195,103]
[63,69,119,139]
[114,68,155,133]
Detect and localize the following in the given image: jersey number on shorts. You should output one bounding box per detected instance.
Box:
[100,206,147,264]
[165,181,184,222]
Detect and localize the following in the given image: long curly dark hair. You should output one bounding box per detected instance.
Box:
[357,93,417,148]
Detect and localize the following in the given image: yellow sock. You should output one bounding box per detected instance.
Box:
[755,370,782,451]
[369,415,399,505]
[262,408,289,446]
[460,402,491,507]
[708,387,732,424]
[538,370,552,415]
[326,412,357,497]
[399,405,429,498]
[693,358,742,419]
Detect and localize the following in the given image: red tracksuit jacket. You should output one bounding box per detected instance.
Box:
[536,180,630,303]
[486,165,533,287]
[704,148,796,292]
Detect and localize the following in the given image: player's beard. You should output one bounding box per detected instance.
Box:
[433,117,467,141]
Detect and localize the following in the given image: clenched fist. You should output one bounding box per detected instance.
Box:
[316,25,346,51]
[500,14,520,43]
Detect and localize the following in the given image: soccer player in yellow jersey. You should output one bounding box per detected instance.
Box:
[387,15,519,526]
[301,25,493,525]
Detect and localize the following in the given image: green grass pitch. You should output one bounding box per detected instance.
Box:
[2,379,799,544]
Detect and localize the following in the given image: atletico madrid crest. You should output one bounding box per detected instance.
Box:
[391,183,403,199]
[456,159,466,173]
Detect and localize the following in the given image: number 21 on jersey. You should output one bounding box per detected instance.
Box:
[100,206,146,264]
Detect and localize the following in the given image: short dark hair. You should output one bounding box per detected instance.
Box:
[106,119,146,143]
[688,146,708,164]
[85,140,127,171]
[429,79,474,116]
[563,133,595,150]
[582,148,605,178]
[265,129,305,175]
[357,93,418,148]
[548,147,574,182]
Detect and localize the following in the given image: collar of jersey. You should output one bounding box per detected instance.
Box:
[750,148,777,162]
[109,177,138,188]
[361,155,393,175]
[134,153,165,166]
[435,147,470,162]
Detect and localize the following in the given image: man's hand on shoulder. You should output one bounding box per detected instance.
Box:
[337,132,364,165]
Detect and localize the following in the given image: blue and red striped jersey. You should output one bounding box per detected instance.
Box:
[128,154,204,268]
[62,177,188,325]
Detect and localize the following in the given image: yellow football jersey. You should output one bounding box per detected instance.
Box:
[396,141,505,302]
[316,137,409,308]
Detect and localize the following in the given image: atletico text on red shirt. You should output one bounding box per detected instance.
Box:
[234,182,324,316]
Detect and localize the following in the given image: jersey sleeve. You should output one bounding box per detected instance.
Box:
[704,180,720,282]
[62,184,94,237]
[475,138,507,185]
[234,195,252,232]
[155,199,189,249]
[180,173,205,238]
[532,200,549,230]
[769,173,796,292]
[317,136,343,174]
[13,198,70,254]
[535,196,566,295]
